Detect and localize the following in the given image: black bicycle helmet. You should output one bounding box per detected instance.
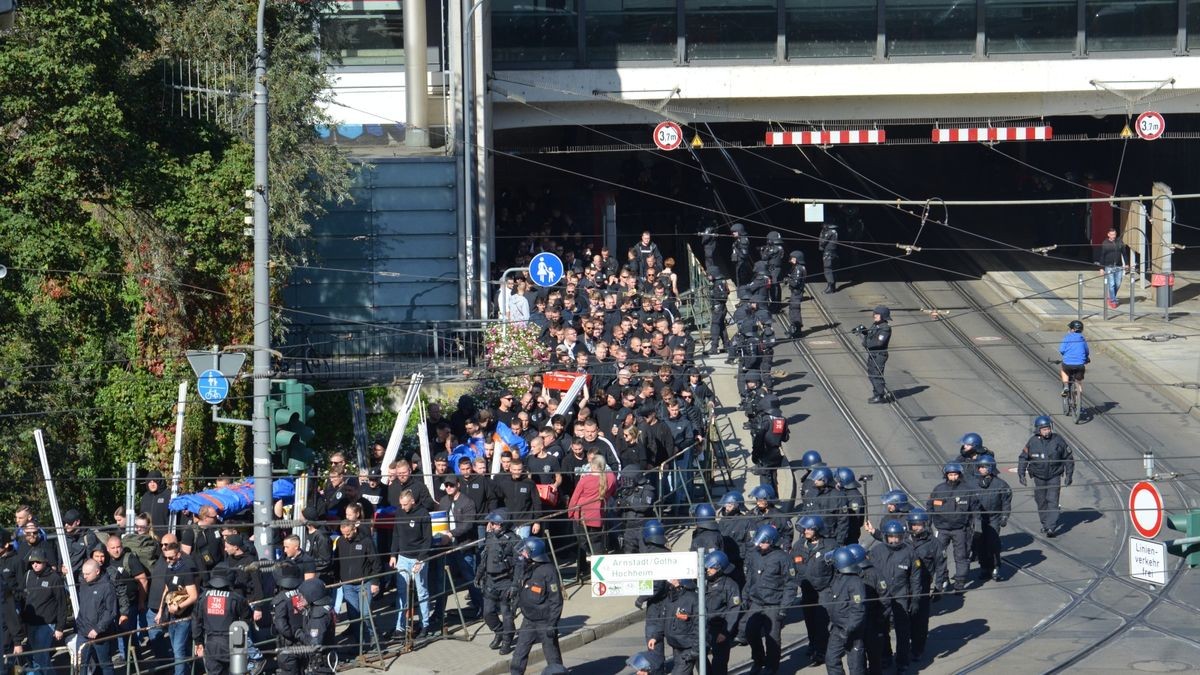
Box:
[1068,320,1083,332]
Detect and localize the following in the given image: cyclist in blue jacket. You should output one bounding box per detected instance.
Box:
[1058,320,1089,398]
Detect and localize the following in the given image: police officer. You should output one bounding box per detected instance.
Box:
[799,467,848,546]
[510,538,564,675]
[740,372,766,426]
[1017,415,1075,537]
[785,250,806,337]
[730,223,752,286]
[658,578,699,674]
[904,509,939,661]
[708,274,731,356]
[870,521,920,673]
[974,455,1012,581]
[294,579,337,675]
[192,567,251,675]
[736,321,764,398]
[861,306,892,404]
[824,546,866,675]
[741,525,791,675]
[865,490,910,541]
[477,509,520,653]
[690,504,723,554]
[616,471,657,554]
[636,520,672,661]
[927,462,978,593]
[748,485,793,553]
[818,220,839,294]
[701,224,720,271]
[0,556,22,670]
[750,397,788,492]
[703,551,741,675]
[716,492,750,586]
[793,515,835,667]
[273,563,306,675]
[957,432,995,473]
[850,543,885,675]
[835,467,865,546]
[757,323,777,392]
[798,450,826,500]
[760,231,785,310]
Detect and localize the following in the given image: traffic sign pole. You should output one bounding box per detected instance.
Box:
[697,548,707,675]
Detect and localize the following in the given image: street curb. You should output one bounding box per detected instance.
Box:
[473,607,645,675]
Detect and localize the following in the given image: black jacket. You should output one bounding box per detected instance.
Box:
[1018,433,1075,482]
[387,477,439,514]
[494,473,544,524]
[744,546,792,607]
[439,494,478,544]
[664,584,700,650]
[192,588,251,642]
[974,474,1013,529]
[334,531,380,584]
[793,536,836,595]
[825,572,866,633]
[863,321,891,352]
[22,566,68,626]
[390,505,432,560]
[705,573,741,639]
[927,479,978,531]
[517,560,563,623]
[77,573,118,637]
[868,541,921,613]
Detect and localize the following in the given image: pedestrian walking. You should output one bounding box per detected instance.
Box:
[1017,415,1074,537]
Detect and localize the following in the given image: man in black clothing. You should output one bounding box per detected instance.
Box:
[387,460,439,512]
[862,306,892,404]
[293,580,337,674]
[390,491,433,638]
[272,564,305,675]
[300,506,334,583]
[104,534,147,666]
[181,505,223,581]
[436,476,483,616]
[477,510,521,653]
[23,548,67,675]
[0,557,23,667]
[192,567,251,675]
[335,520,380,654]
[78,559,119,675]
[494,458,545,538]
[141,470,172,536]
[509,538,564,675]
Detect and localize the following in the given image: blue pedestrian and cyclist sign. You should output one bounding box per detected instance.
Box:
[197,369,230,405]
[529,252,564,287]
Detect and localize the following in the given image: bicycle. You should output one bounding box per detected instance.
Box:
[1052,359,1086,424]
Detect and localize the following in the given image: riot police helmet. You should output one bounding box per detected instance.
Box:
[960,432,983,448]
[719,491,744,507]
[942,462,964,477]
[522,537,551,563]
[704,550,734,574]
[642,519,667,547]
[906,507,930,525]
[976,455,998,475]
[752,524,779,546]
[693,503,718,530]
[1034,415,1053,431]
[747,484,776,502]
[831,546,860,574]
[798,515,826,536]
[800,450,823,468]
[810,466,834,485]
[834,467,858,489]
[881,489,908,507]
[882,519,907,538]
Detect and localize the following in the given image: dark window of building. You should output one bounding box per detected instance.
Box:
[493,0,579,63]
[1086,0,1176,51]
[586,0,677,62]
[685,0,778,60]
[1191,0,1200,50]
[785,0,876,58]
[321,5,405,66]
[985,0,1076,54]
[887,0,976,56]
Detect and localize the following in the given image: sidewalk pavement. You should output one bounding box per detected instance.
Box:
[341,352,762,674]
[983,268,1200,415]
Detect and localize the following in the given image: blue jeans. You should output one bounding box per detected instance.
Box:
[25,623,54,675]
[1104,265,1124,303]
[167,618,192,675]
[84,636,116,675]
[342,583,375,653]
[394,556,431,630]
[113,614,133,658]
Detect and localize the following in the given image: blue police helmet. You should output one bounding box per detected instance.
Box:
[748,484,776,502]
[942,462,964,476]
[678,579,697,591]
[642,519,667,546]
[626,651,662,673]
[693,503,718,530]
[704,550,733,574]
[798,515,826,536]
[800,450,823,468]
[960,432,983,448]
[976,455,997,475]
[831,546,860,574]
[486,508,509,527]
[906,507,930,524]
[846,543,868,564]
[719,491,744,507]
[834,467,858,489]
[752,524,779,546]
[810,466,834,484]
[881,489,908,507]
[882,519,907,537]
[1034,415,1053,431]
[522,537,550,563]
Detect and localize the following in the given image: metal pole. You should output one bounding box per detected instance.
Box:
[1129,270,1136,321]
[1145,450,1155,479]
[125,462,137,536]
[252,0,274,563]
[168,381,187,533]
[403,0,429,147]
[1076,273,1083,320]
[697,547,707,675]
[34,429,80,616]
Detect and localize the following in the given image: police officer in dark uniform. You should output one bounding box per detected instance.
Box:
[799,467,848,546]
[757,323,777,392]
[616,471,657,554]
[973,455,1012,581]
[716,492,750,586]
[793,515,835,667]
[510,538,564,675]
[273,563,306,675]
[659,579,699,674]
[701,224,720,271]
[927,462,978,593]
[635,520,671,662]
[736,324,764,400]
[865,490,910,542]
[818,220,839,293]
[294,579,337,675]
[904,509,939,661]
[760,231,785,310]
[703,551,741,675]
[750,397,788,493]
[730,223,752,286]
[835,468,865,546]
[741,525,791,675]
[870,521,920,672]
[785,250,806,337]
[0,557,22,670]
[747,485,793,553]
[798,450,826,500]
[1017,415,1075,537]
[707,274,731,356]
[850,543,885,675]
[690,504,723,554]
[740,263,771,314]
[192,567,251,675]
[859,306,892,403]
[478,509,520,653]
[957,432,995,473]
[824,546,867,675]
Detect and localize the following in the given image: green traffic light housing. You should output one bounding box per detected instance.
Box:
[1165,509,1200,568]
[266,379,315,475]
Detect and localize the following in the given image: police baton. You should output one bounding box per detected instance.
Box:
[229,621,250,675]
[859,474,874,522]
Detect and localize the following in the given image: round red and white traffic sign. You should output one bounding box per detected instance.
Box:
[1129,480,1164,538]
[1135,111,1165,141]
[653,121,683,151]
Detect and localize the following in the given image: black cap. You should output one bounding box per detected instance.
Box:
[434,452,449,462]
[299,578,330,604]
[442,474,461,486]
[63,509,81,524]
[638,404,658,418]
[224,534,246,550]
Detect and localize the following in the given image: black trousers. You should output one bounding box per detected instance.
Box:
[482,581,516,643]
[710,309,730,352]
[825,625,866,675]
[744,607,785,670]
[883,602,912,667]
[787,292,804,332]
[801,586,830,658]
[509,619,561,675]
[1033,477,1062,531]
[202,635,231,675]
[822,255,837,288]
[670,645,699,674]
[573,521,606,580]
[909,594,931,658]
[866,352,888,397]
[864,607,886,675]
[936,528,971,586]
[976,524,1002,574]
[708,633,732,675]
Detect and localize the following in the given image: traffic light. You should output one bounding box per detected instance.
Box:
[266,379,315,474]
[1165,509,1200,568]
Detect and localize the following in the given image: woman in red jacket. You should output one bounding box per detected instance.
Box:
[568,455,617,583]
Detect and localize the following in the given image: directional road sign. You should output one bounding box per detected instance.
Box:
[1129,537,1167,585]
[529,251,564,288]
[1129,480,1164,538]
[197,369,230,405]
[590,552,698,583]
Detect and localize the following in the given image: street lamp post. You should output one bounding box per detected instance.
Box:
[463,0,489,319]
[251,0,274,562]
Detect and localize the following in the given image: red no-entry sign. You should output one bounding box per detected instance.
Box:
[1129,480,1164,538]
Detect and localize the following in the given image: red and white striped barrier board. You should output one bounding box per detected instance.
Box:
[765,130,886,146]
[931,126,1053,143]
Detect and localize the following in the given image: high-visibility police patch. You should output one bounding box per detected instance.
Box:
[793,555,804,563]
[852,594,862,604]
[206,595,227,616]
